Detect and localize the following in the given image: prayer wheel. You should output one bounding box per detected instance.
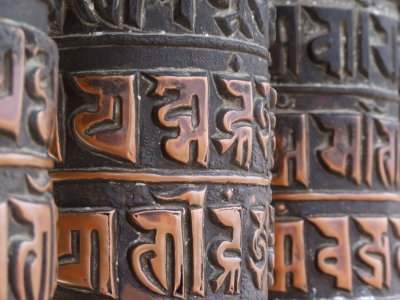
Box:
[0,0,58,299]
[270,0,400,298]
[50,1,276,299]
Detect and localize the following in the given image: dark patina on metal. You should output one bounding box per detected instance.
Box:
[51,1,276,299]
[0,0,58,299]
[270,0,400,299]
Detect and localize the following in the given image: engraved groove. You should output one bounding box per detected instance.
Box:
[54,34,270,59]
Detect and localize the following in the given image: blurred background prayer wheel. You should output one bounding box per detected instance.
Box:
[0,0,58,299]
[270,0,400,298]
[50,1,276,299]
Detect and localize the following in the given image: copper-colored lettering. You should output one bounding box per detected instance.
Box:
[130,209,185,299]
[58,211,116,299]
[305,7,354,78]
[254,82,276,160]
[365,115,374,186]
[0,25,24,138]
[26,49,57,144]
[375,119,397,187]
[247,207,269,290]
[271,220,307,292]
[210,207,242,295]
[0,202,7,300]
[314,114,362,184]
[73,75,136,164]
[270,5,301,76]
[273,113,308,187]
[26,174,53,194]
[390,217,400,273]
[397,123,400,186]
[371,14,398,79]
[215,79,253,169]
[359,12,371,77]
[308,216,352,292]
[156,188,207,297]
[152,75,209,166]
[354,217,391,289]
[49,106,63,162]
[9,198,57,300]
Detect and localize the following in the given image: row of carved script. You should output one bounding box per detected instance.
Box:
[273,215,400,293]
[58,189,272,298]
[55,74,275,170]
[274,112,400,189]
[272,5,399,81]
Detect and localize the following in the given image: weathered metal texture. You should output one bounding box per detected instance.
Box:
[270,0,400,299]
[0,1,58,299]
[51,1,276,299]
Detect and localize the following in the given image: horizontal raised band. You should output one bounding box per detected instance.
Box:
[273,192,400,202]
[0,153,54,169]
[55,33,269,60]
[51,170,270,186]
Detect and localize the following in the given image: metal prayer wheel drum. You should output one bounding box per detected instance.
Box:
[270,0,400,299]
[51,1,276,299]
[0,0,58,299]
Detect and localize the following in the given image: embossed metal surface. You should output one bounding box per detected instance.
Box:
[0,1,58,299]
[270,0,400,299]
[51,1,276,299]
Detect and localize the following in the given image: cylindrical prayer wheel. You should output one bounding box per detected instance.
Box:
[270,0,400,299]
[51,1,276,299]
[0,1,58,299]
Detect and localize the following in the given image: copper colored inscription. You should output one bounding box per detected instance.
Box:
[354,217,391,289]
[314,114,362,184]
[0,25,24,138]
[390,218,400,274]
[375,119,397,188]
[26,174,53,194]
[49,110,63,162]
[308,216,352,291]
[271,220,307,292]
[216,79,254,169]
[247,208,269,290]
[58,211,116,299]
[73,75,136,164]
[152,76,209,166]
[0,202,7,300]
[255,82,276,161]
[130,209,185,299]
[273,114,308,187]
[156,188,207,296]
[210,207,242,295]
[9,198,57,300]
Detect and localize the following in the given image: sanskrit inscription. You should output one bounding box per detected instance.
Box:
[271,5,399,83]
[72,75,137,164]
[58,210,117,299]
[272,215,400,293]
